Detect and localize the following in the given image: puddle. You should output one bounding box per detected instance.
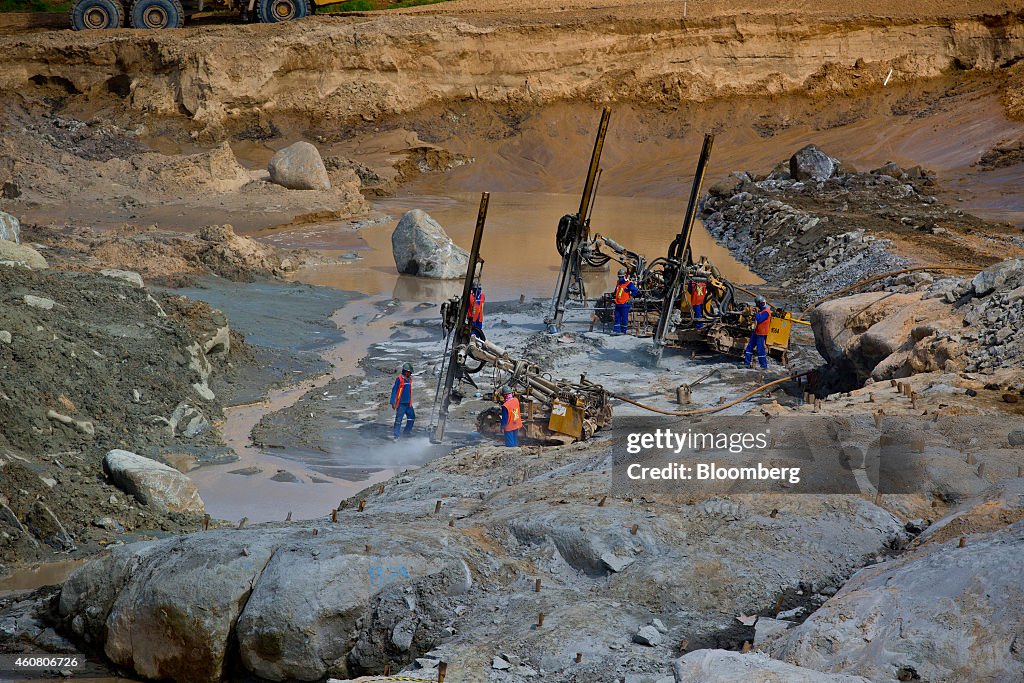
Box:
[0,559,85,598]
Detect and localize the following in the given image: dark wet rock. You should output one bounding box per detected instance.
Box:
[789,144,837,181]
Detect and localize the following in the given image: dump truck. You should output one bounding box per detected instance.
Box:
[70,0,311,30]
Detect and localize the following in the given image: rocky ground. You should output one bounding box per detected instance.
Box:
[0,211,355,575]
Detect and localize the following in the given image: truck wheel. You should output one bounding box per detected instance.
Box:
[256,0,309,23]
[130,0,184,29]
[70,0,125,30]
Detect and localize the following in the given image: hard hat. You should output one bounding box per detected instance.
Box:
[500,384,512,395]
[402,362,413,373]
[754,295,767,307]
[617,268,627,277]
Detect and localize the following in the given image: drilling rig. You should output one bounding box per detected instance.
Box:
[431,193,613,445]
[575,132,798,363]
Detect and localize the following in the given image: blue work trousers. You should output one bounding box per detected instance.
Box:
[613,303,631,334]
[744,333,768,369]
[393,404,415,438]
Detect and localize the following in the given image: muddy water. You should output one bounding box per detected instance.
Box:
[200,190,756,523]
[270,190,761,298]
[0,559,85,598]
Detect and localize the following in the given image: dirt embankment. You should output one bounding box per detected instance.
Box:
[0,10,1021,135]
[0,221,321,571]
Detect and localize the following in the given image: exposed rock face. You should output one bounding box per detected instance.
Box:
[0,210,20,243]
[810,291,960,384]
[673,650,872,682]
[58,524,476,682]
[0,240,47,270]
[773,522,1024,682]
[789,144,837,181]
[268,141,331,191]
[391,210,469,279]
[102,449,205,513]
[50,437,909,683]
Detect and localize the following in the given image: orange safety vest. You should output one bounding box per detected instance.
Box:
[468,291,484,323]
[755,304,772,336]
[614,281,632,305]
[394,374,411,407]
[690,281,707,306]
[502,396,523,431]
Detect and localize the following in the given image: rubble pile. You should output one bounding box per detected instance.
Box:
[959,259,1024,372]
[700,145,999,304]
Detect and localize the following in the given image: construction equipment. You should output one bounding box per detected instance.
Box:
[71,0,312,30]
[431,192,612,444]
[545,107,613,333]
[430,192,490,444]
[582,133,798,362]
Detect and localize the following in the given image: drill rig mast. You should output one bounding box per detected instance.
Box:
[431,192,613,445]
[545,107,612,333]
[652,133,716,358]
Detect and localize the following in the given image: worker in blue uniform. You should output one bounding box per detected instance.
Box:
[390,362,415,439]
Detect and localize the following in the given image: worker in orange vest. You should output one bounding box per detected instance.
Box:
[688,277,708,329]
[499,384,522,447]
[743,296,772,369]
[612,268,639,334]
[390,362,415,439]
[467,279,484,337]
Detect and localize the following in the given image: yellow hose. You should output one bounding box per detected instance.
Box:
[610,371,812,417]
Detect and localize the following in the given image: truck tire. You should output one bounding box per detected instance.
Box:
[70,0,125,30]
[256,0,309,23]
[130,0,184,29]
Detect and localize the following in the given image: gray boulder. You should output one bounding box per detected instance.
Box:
[0,210,19,243]
[102,449,204,514]
[633,625,662,647]
[391,209,469,279]
[971,258,1024,297]
[268,141,331,191]
[0,241,47,270]
[673,650,871,682]
[789,145,837,182]
[1009,428,1024,447]
[774,521,1024,682]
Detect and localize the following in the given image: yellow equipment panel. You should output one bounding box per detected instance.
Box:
[767,311,793,348]
[548,399,583,439]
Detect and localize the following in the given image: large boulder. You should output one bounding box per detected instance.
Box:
[102,449,204,514]
[57,523,477,682]
[0,240,47,270]
[0,210,20,243]
[673,650,872,682]
[810,291,957,382]
[773,521,1024,682]
[789,144,837,182]
[268,141,331,191]
[391,209,469,279]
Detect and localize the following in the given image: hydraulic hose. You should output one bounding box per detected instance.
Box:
[609,371,812,417]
